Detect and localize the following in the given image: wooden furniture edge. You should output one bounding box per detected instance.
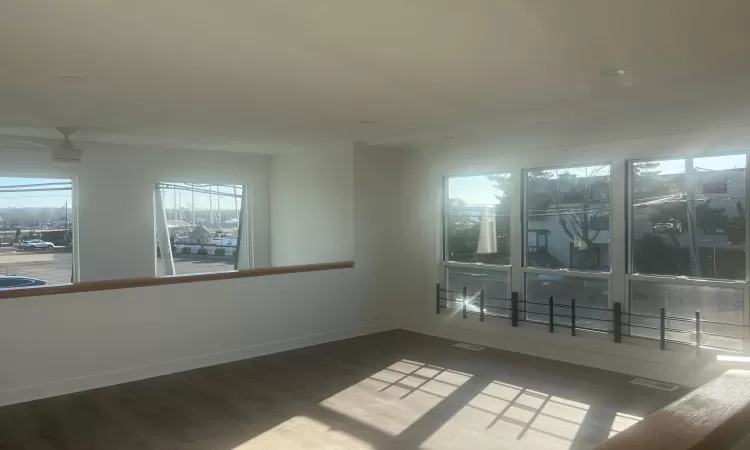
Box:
[596,369,750,450]
[0,261,355,299]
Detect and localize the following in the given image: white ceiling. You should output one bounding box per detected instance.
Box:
[2,0,750,150]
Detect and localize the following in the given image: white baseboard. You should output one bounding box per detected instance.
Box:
[0,323,389,407]
[408,317,724,388]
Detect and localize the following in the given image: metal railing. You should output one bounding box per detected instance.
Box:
[436,283,749,354]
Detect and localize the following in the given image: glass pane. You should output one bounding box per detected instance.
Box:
[446,174,510,265]
[446,267,509,317]
[526,165,611,271]
[0,177,73,288]
[630,280,744,351]
[631,154,746,280]
[156,183,245,276]
[525,273,610,331]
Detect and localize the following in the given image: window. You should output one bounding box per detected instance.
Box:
[631,154,746,280]
[445,174,511,265]
[525,273,610,330]
[629,280,744,350]
[446,266,510,315]
[0,177,73,288]
[525,165,611,271]
[155,183,248,276]
[629,154,747,348]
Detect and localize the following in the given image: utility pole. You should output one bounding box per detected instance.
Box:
[209,184,213,224]
[686,157,701,277]
[64,201,68,248]
[173,184,177,221]
[234,185,239,221]
[216,185,221,224]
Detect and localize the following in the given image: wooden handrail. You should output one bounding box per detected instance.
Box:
[596,369,750,450]
[0,261,354,300]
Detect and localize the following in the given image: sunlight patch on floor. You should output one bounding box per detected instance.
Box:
[319,359,471,436]
[608,412,643,438]
[421,382,591,450]
[232,416,373,450]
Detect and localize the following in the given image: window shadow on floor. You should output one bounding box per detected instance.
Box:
[0,330,685,449]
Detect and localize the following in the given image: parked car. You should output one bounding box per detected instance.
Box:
[19,239,54,250]
[0,276,47,289]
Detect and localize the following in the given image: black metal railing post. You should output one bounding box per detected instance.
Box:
[479,289,485,322]
[511,292,519,327]
[613,302,622,343]
[548,295,554,333]
[462,286,467,319]
[695,310,701,355]
[436,283,441,315]
[659,307,666,350]
[571,298,576,336]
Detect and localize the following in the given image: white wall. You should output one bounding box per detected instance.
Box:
[270,144,354,266]
[0,268,383,406]
[0,145,272,280]
[0,141,403,406]
[397,125,750,387]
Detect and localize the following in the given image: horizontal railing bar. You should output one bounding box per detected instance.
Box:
[664,327,695,335]
[623,312,661,320]
[575,305,614,312]
[523,300,551,306]
[699,318,747,327]
[575,315,614,323]
[576,325,611,333]
[700,331,744,340]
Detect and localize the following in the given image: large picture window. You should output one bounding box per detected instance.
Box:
[525,165,611,271]
[445,174,511,265]
[629,154,747,348]
[0,177,73,288]
[631,155,746,280]
[155,183,248,276]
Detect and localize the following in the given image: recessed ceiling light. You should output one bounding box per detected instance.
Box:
[601,69,626,77]
[536,121,553,126]
[443,136,454,140]
[59,75,85,83]
[359,120,375,125]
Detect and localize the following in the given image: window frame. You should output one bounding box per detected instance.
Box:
[0,172,78,285]
[625,152,750,346]
[436,152,750,352]
[442,172,513,268]
[154,182,252,277]
[522,162,614,274]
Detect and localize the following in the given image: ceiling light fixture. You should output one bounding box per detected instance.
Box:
[536,121,553,126]
[359,120,375,125]
[601,69,626,77]
[443,136,454,140]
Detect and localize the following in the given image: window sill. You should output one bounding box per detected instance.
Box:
[0,261,355,300]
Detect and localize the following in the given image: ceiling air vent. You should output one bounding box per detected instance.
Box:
[453,342,485,351]
[629,378,679,391]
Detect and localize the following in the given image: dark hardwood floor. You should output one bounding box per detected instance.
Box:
[0,330,685,449]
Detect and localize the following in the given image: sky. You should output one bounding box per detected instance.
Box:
[449,154,746,205]
[0,177,72,209]
[159,183,244,219]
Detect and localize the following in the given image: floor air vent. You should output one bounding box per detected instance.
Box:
[453,342,485,351]
[629,378,679,392]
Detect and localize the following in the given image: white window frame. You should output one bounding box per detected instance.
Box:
[626,153,750,350]
[520,162,614,317]
[154,182,252,276]
[0,172,78,284]
[442,172,513,316]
